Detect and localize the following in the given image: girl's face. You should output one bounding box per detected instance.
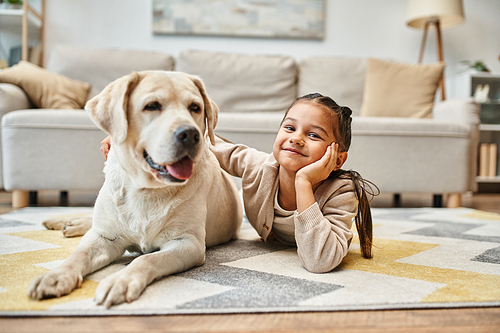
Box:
[273,101,337,173]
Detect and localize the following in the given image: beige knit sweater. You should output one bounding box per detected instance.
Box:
[210,137,358,273]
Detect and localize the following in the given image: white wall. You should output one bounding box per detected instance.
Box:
[43,0,500,97]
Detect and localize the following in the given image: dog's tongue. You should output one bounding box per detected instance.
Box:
[166,157,193,180]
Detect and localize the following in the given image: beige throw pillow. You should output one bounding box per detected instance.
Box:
[360,58,445,118]
[0,61,90,109]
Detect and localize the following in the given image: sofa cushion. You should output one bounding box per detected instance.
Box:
[47,45,175,99]
[216,112,284,153]
[299,57,366,116]
[177,50,297,113]
[0,61,90,109]
[360,58,445,118]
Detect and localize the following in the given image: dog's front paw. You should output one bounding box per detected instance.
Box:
[43,214,92,237]
[94,270,147,308]
[28,269,83,300]
[43,217,70,231]
[62,216,93,238]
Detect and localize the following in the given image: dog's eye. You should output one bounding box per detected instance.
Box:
[144,102,162,111]
[189,103,201,114]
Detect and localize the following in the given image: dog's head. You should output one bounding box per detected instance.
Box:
[85,71,218,187]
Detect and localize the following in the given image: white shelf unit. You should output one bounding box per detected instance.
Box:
[451,72,500,101]
[480,124,500,132]
[453,72,500,187]
[0,0,44,64]
[0,8,42,29]
[478,123,500,184]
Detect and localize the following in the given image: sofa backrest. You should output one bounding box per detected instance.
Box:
[46,45,175,99]
[177,50,297,114]
[45,46,369,116]
[299,57,366,116]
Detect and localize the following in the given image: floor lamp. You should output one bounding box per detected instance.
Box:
[406,0,465,101]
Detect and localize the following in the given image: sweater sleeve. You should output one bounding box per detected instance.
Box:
[209,135,269,178]
[293,182,357,273]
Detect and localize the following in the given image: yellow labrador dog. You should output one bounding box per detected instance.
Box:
[28,71,242,307]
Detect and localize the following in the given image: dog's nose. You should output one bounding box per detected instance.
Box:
[174,126,200,146]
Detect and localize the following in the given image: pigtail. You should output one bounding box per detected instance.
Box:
[334,170,379,259]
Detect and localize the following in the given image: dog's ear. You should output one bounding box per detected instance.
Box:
[85,72,140,145]
[189,75,218,145]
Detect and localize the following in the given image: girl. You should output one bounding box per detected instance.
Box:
[100,93,378,273]
[210,93,378,273]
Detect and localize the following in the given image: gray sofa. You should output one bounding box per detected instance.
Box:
[0,46,479,208]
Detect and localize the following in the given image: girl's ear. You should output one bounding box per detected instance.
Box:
[334,151,348,171]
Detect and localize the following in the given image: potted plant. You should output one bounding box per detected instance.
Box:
[460,60,491,73]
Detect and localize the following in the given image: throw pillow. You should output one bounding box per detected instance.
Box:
[360,58,445,118]
[0,61,91,109]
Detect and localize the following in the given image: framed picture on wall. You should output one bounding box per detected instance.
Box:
[152,0,325,40]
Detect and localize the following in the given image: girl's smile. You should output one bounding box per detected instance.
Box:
[282,147,306,156]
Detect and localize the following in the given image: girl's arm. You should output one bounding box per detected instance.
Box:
[294,183,358,273]
[295,143,338,213]
[101,133,268,181]
[209,135,269,178]
[293,143,355,273]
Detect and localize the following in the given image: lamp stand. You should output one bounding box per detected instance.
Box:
[418,19,446,101]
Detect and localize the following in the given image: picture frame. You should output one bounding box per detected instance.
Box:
[152,0,325,40]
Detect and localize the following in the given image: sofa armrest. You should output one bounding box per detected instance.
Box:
[433,98,480,192]
[0,83,33,118]
[0,83,33,189]
[433,98,480,127]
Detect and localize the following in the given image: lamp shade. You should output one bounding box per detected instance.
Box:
[406,0,464,29]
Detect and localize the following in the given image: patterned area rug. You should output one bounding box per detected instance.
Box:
[1,207,499,316]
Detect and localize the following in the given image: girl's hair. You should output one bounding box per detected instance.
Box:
[285,93,380,259]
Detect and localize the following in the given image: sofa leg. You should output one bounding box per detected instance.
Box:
[60,191,68,206]
[29,191,38,205]
[12,190,29,208]
[433,194,443,207]
[447,193,461,208]
[393,193,401,207]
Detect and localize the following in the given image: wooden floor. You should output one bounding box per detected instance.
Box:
[0,190,499,333]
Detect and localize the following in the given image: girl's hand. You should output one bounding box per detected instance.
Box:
[296,142,338,187]
[100,136,111,160]
[294,142,338,214]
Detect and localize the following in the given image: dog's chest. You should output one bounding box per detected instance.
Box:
[113,187,185,253]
